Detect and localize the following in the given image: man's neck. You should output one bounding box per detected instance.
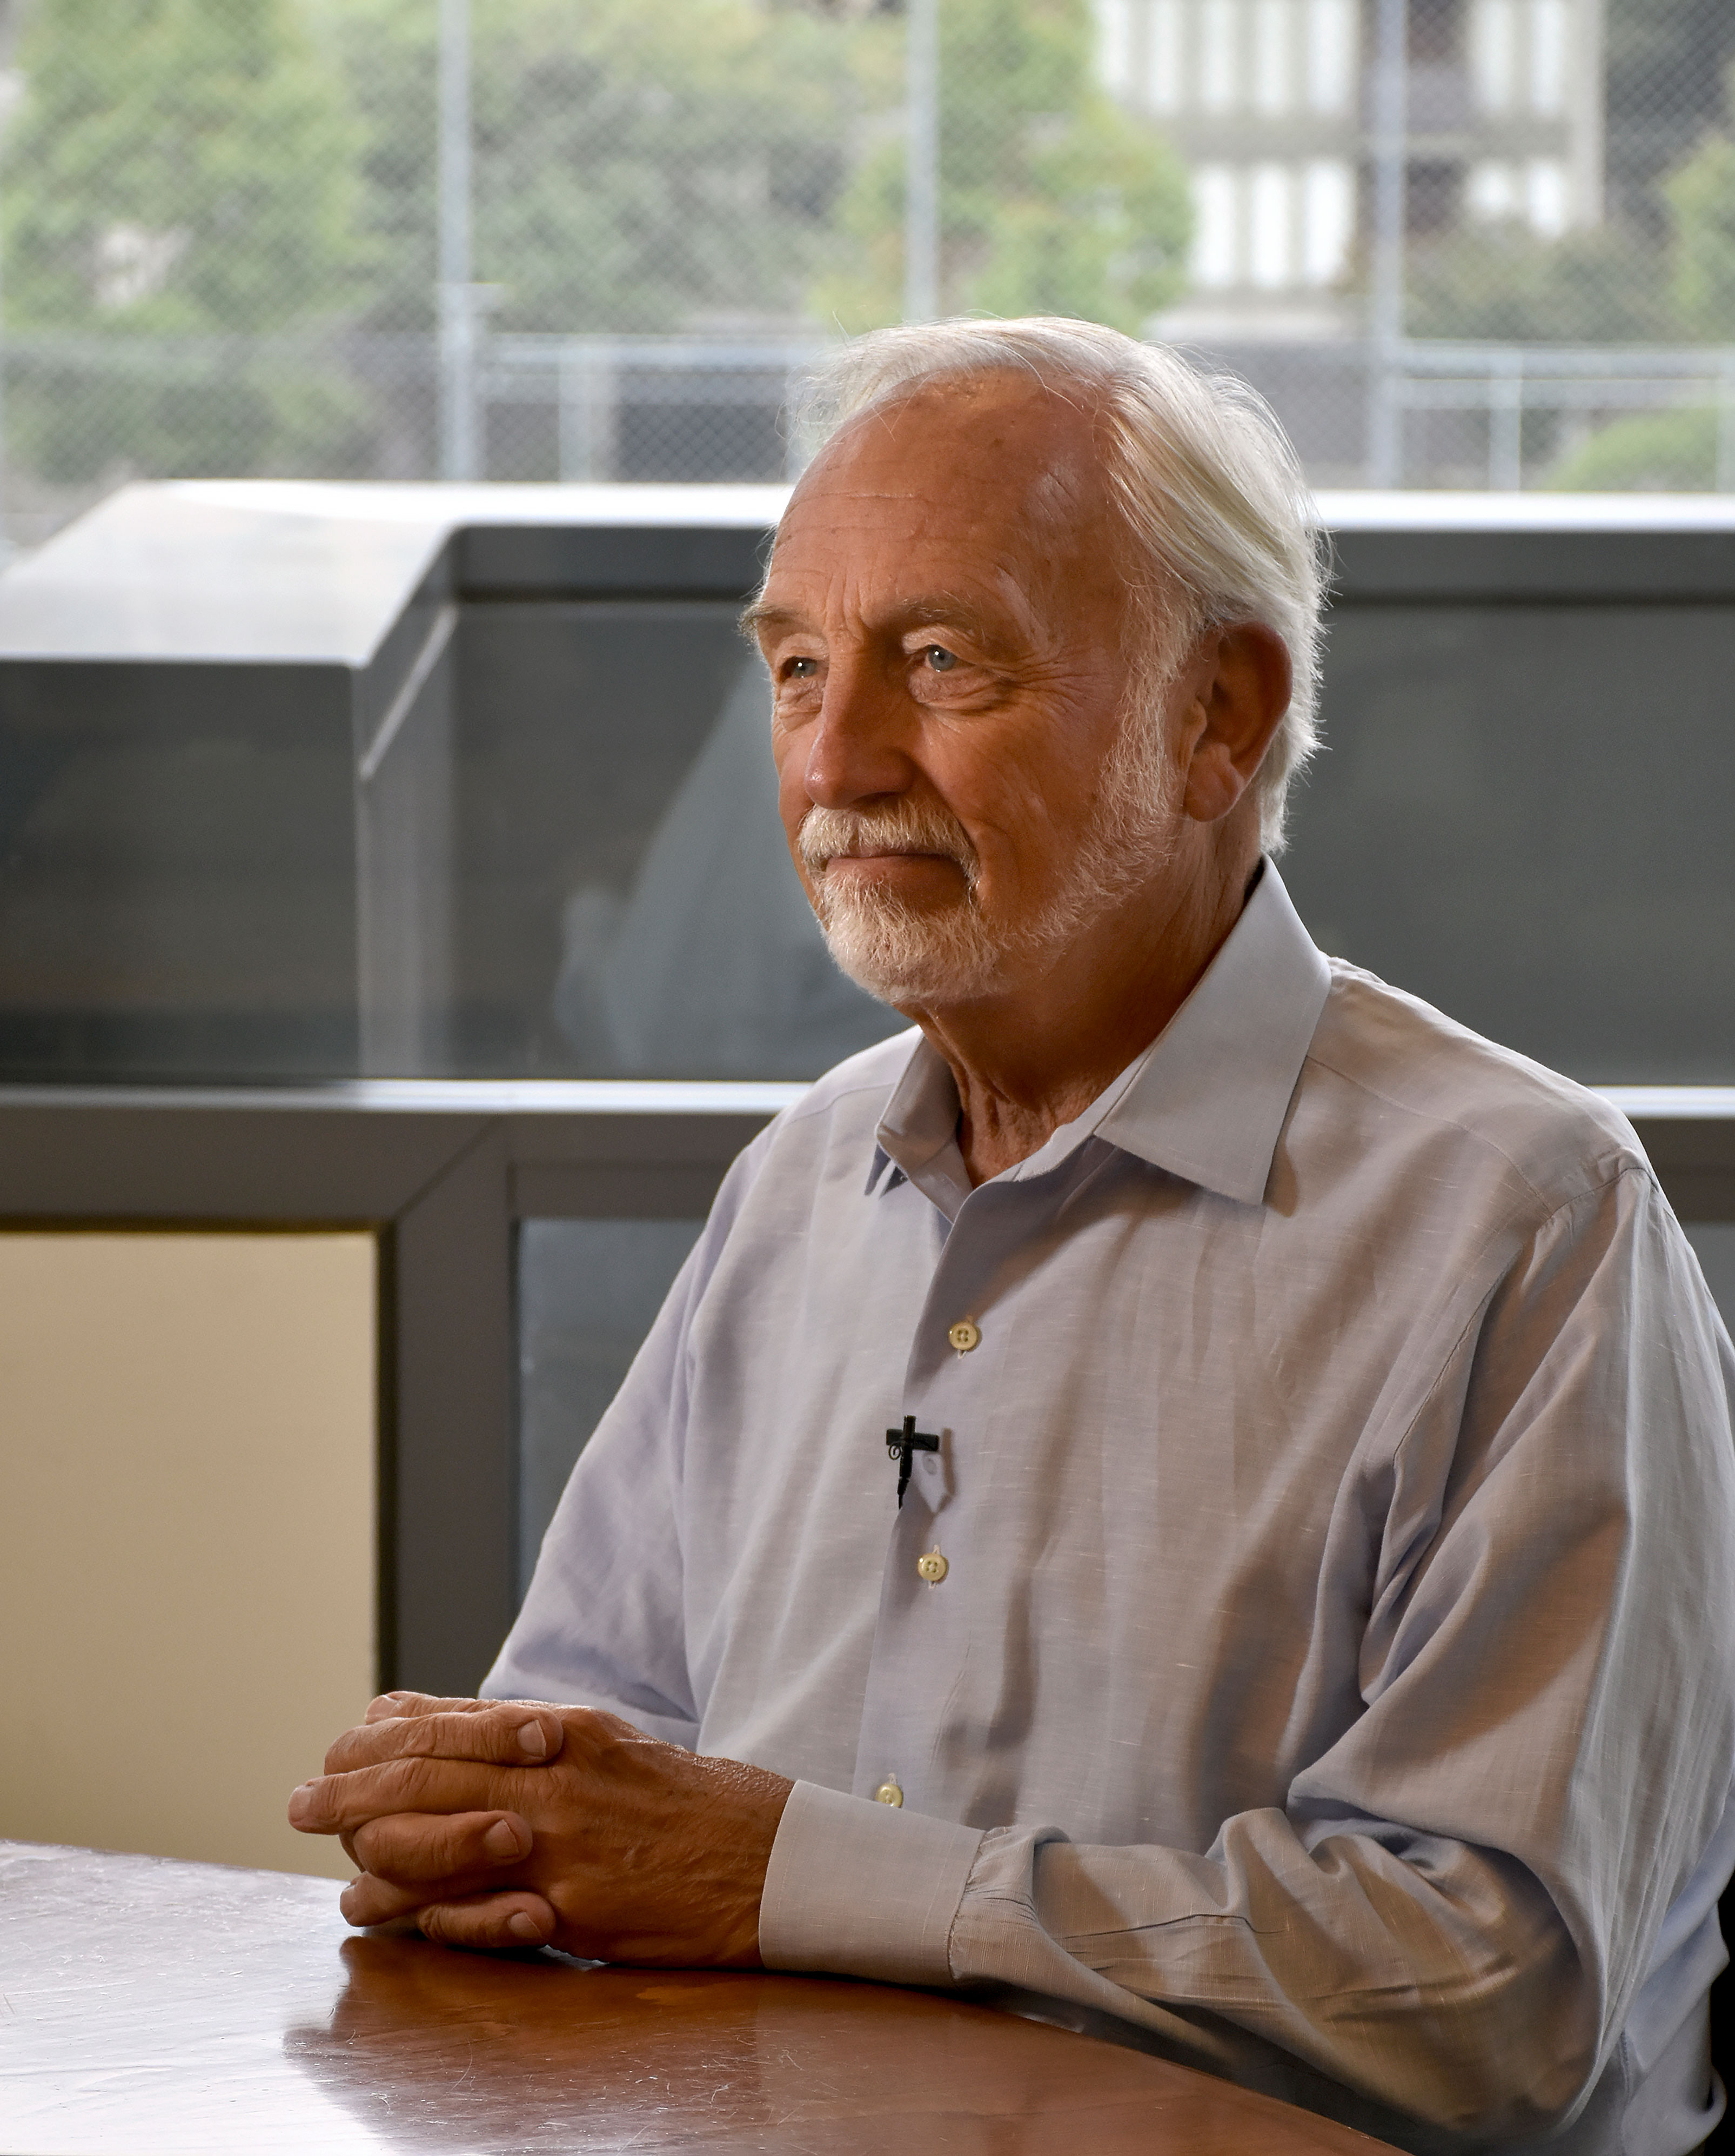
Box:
[907,846,1258,1186]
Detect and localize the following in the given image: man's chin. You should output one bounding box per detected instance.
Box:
[816,902,1009,1009]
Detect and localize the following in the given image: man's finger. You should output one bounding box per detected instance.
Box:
[290,1755,520,1836]
[363,1692,572,1724]
[339,1870,430,1927]
[350,1808,530,1884]
[418,1891,558,1952]
[363,1691,486,1725]
[326,1704,562,1776]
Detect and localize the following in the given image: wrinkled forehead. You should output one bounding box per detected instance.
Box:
[766,376,1122,615]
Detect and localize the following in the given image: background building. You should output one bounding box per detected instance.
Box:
[1095,0,1605,338]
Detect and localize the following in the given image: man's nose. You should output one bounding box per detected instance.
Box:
[802,650,914,810]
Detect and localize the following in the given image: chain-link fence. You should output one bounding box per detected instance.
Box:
[0,0,1732,550]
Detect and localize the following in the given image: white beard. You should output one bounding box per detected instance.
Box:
[798,706,1181,1008]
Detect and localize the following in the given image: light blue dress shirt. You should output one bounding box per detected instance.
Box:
[488,864,1735,2156]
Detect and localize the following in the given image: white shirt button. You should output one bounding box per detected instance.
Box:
[948,1318,982,1352]
[916,1548,949,1584]
[874,1777,904,1806]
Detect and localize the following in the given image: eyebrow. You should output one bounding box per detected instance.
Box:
[737,599,798,641]
[738,593,1005,647]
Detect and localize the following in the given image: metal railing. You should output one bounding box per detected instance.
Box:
[1386,343,1735,492]
[4,327,1735,512]
[481,334,826,484]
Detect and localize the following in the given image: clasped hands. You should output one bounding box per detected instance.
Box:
[288,1692,793,1965]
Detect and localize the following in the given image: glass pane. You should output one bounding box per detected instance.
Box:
[9,574,1734,1089]
[517,1217,705,1602]
[1282,605,1735,1083]
[0,669,359,1082]
[0,593,903,1085]
[396,599,901,1080]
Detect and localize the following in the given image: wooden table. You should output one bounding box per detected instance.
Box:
[1,1840,1397,2153]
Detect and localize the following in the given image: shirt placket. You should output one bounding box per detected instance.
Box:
[851,1182,1023,1813]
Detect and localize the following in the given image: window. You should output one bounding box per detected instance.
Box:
[1470,0,1518,113]
[1528,0,1567,116]
[1525,157,1569,236]
[517,1218,706,1599]
[1305,0,1358,112]
[1302,159,1355,283]
[1254,0,1296,115]
[1467,158,1519,220]
[1098,0,1135,97]
[1200,0,1242,111]
[1250,164,1295,286]
[1192,165,1241,285]
[1146,0,1185,111]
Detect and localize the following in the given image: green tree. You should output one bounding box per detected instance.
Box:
[1,0,369,480]
[1547,64,1735,490]
[1665,124,1735,339]
[810,0,1191,333]
[1405,225,1676,345]
[321,0,862,333]
[1548,408,1722,492]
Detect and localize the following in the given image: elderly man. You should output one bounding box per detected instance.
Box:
[291,319,1735,2155]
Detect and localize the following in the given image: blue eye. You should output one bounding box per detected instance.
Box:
[925,646,957,672]
[787,657,818,679]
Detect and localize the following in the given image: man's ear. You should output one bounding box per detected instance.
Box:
[1178,624,1292,826]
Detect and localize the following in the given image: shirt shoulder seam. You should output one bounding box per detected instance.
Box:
[1302,1044,1650,1220]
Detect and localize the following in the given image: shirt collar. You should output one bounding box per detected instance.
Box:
[870,862,1330,1213]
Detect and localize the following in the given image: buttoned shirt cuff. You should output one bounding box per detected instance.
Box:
[758,1779,985,1987]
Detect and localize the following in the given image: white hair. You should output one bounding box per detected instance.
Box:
[793,317,1328,855]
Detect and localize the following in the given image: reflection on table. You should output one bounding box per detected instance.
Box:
[2,1840,1397,2155]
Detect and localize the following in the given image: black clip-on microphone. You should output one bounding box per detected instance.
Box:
[886,1414,940,1507]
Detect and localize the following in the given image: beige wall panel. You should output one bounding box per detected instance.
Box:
[0,1231,376,1880]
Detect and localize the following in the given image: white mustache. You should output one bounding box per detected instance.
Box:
[797,804,979,886]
